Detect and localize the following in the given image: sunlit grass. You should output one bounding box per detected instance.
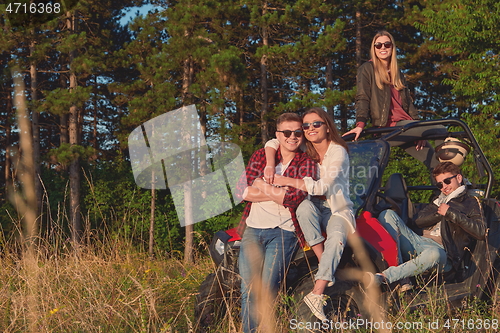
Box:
[0,233,214,333]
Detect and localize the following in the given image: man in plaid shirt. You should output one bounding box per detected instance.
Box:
[236,113,317,333]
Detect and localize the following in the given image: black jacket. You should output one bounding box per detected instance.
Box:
[415,191,486,272]
[355,61,418,126]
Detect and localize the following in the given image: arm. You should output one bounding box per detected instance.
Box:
[302,145,348,196]
[249,178,287,205]
[275,145,346,197]
[342,124,364,141]
[400,71,419,120]
[355,62,373,125]
[242,183,285,204]
[272,175,307,191]
[256,154,318,210]
[263,139,279,183]
[234,148,272,203]
[445,198,486,240]
[414,203,442,229]
[281,156,318,210]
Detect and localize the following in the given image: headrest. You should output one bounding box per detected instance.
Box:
[435,137,471,166]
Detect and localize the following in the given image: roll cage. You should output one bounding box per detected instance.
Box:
[344,119,495,218]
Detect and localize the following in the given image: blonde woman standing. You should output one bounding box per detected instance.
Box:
[344,30,446,172]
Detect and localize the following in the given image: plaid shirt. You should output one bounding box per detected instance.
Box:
[235,147,318,246]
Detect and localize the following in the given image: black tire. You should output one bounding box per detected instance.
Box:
[482,256,500,302]
[194,273,224,332]
[291,277,369,332]
[194,270,241,333]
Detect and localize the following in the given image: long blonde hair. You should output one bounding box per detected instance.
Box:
[370,30,405,91]
[302,107,348,163]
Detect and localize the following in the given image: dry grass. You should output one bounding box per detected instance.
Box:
[2,69,214,333]
[1,230,499,333]
[0,239,213,333]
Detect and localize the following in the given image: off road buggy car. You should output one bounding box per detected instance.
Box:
[194,119,500,332]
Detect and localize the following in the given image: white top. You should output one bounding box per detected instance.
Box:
[246,161,295,232]
[265,139,356,233]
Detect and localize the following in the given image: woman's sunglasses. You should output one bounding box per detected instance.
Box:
[302,121,325,130]
[436,174,458,189]
[276,130,303,138]
[374,41,393,49]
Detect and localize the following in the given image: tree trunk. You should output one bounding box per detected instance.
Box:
[60,73,69,146]
[30,38,42,221]
[356,8,362,67]
[67,11,81,244]
[149,175,155,258]
[340,103,348,133]
[324,17,335,120]
[238,87,244,142]
[5,94,13,197]
[92,77,99,160]
[260,14,269,144]
[12,70,38,250]
[326,58,334,119]
[182,55,195,264]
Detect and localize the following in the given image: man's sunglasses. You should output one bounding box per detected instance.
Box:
[276,130,303,138]
[374,41,393,49]
[436,174,458,189]
[302,121,325,130]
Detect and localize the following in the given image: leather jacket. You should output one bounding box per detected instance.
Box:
[355,61,418,126]
[415,191,486,271]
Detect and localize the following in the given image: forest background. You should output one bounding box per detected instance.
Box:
[1,0,499,262]
[1,1,500,331]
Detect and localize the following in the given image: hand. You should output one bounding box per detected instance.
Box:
[272,174,286,187]
[437,203,449,216]
[342,126,363,141]
[253,177,271,191]
[263,165,275,184]
[415,140,426,151]
[253,177,265,187]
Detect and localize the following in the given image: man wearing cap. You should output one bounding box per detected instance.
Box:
[366,161,486,288]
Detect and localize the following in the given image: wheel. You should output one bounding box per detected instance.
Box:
[194,273,224,332]
[194,270,241,333]
[482,255,500,302]
[291,277,369,332]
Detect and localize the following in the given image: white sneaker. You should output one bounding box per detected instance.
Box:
[303,292,327,321]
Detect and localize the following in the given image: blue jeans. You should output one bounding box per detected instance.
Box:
[377,209,448,284]
[238,226,298,333]
[296,198,348,283]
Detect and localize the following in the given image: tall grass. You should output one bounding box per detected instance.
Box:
[0,222,214,332]
[2,199,500,332]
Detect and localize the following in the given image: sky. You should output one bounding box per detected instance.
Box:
[120,4,159,27]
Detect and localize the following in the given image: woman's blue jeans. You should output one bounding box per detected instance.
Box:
[377,209,448,284]
[296,198,348,283]
[238,226,298,333]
